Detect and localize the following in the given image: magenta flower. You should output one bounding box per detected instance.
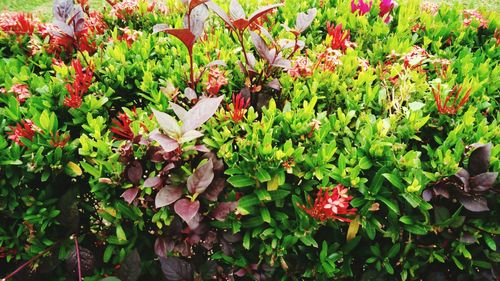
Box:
[379,0,397,23]
[351,0,373,15]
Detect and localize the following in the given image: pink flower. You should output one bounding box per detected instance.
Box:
[205,67,228,96]
[299,184,357,222]
[351,0,373,15]
[7,120,37,146]
[402,46,430,69]
[463,9,488,29]
[421,2,439,15]
[379,0,397,23]
[319,48,343,72]
[288,56,313,78]
[9,84,31,104]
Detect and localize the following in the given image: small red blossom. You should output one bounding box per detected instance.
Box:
[431,84,471,115]
[288,56,313,78]
[7,120,37,146]
[50,131,71,148]
[318,48,343,72]
[205,67,228,96]
[110,0,160,21]
[299,184,357,222]
[402,46,430,69]
[111,112,135,140]
[421,2,439,15]
[116,27,143,47]
[326,23,355,52]
[463,9,488,29]
[86,11,108,35]
[64,60,94,109]
[229,93,250,123]
[351,0,373,15]
[9,84,31,104]
[0,12,39,35]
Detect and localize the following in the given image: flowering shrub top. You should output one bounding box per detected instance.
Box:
[0,0,499,280]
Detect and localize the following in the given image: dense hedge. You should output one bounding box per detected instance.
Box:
[0,0,499,280]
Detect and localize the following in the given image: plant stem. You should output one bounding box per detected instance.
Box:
[189,49,195,88]
[73,235,82,281]
[1,242,61,281]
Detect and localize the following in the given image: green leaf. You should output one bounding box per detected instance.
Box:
[378,197,400,215]
[261,208,271,223]
[484,234,496,251]
[116,225,127,241]
[227,175,255,187]
[65,161,83,177]
[382,173,405,190]
[237,195,259,215]
[256,168,271,182]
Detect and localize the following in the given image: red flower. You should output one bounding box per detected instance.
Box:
[229,93,250,123]
[7,120,37,146]
[351,0,373,15]
[288,56,313,78]
[431,84,471,115]
[86,11,108,36]
[326,23,355,52]
[64,60,93,109]
[9,84,31,104]
[50,131,71,148]
[205,67,228,96]
[379,0,397,23]
[299,184,357,222]
[111,112,135,140]
[0,12,39,35]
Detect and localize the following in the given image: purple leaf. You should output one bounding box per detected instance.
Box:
[267,79,281,91]
[186,4,209,39]
[204,152,224,173]
[181,96,224,132]
[468,143,492,176]
[70,5,85,34]
[185,213,201,229]
[295,8,317,33]
[155,186,183,208]
[203,178,225,201]
[152,109,182,139]
[53,0,74,22]
[191,144,210,152]
[187,160,214,194]
[229,0,246,20]
[206,60,227,68]
[149,129,180,152]
[116,249,141,281]
[422,189,433,201]
[159,256,194,281]
[170,102,188,121]
[205,1,234,30]
[455,168,470,191]
[433,185,449,198]
[211,201,238,221]
[179,130,204,144]
[459,232,477,244]
[458,195,489,212]
[153,26,196,52]
[272,53,291,69]
[154,237,174,257]
[250,31,270,62]
[121,188,139,204]
[248,3,283,25]
[144,177,162,188]
[127,161,143,184]
[174,199,200,223]
[184,87,197,101]
[470,172,498,191]
[259,26,276,46]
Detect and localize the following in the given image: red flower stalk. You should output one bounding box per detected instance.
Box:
[9,84,31,104]
[299,184,357,222]
[7,120,37,146]
[206,67,228,96]
[0,12,39,35]
[64,60,93,109]
[50,131,71,148]
[229,93,250,123]
[431,84,472,115]
[111,112,135,140]
[326,23,354,52]
[351,0,373,15]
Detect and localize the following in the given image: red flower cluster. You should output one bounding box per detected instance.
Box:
[111,112,135,140]
[64,60,94,108]
[86,11,108,35]
[116,27,143,47]
[229,93,250,123]
[0,12,39,35]
[110,0,158,20]
[9,84,31,104]
[431,84,471,115]
[299,184,357,222]
[206,67,228,96]
[463,9,488,29]
[326,23,355,52]
[49,131,71,148]
[288,56,313,78]
[7,120,37,146]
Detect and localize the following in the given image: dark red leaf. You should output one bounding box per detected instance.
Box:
[159,256,194,281]
[470,172,498,191]
[189,0,209,11]
[174,199,200,223]
[65,246,95,278]
[250,31,270,61]
[155,186,183,208]
[153,26,196,52]
[459,232,476,244]
[203,178,225,201]
[144,177,162,188]
[458,195,489,212]
[154,237,175,257]
[248,3,283,25]
[233,18,249,30]
[295,8,317,33]
[211,201,237,221]
[267,78,281,91]
[121,188,139,204]
[187,160,214,194]
[127,161,143,184]
[117,249,141,281]
[181,95,224,133]
[149,130,179,152]
[187,4,209,39]
[468,143,492,176]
